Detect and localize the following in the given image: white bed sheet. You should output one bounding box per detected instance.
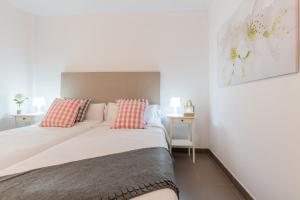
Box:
[0,123,178,200]
[0,120,100,171]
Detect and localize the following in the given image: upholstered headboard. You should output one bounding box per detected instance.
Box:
[61,72,160,104]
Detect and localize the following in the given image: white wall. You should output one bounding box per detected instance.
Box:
[3,1,300,198]
[32,11,210,147]
[0,0,34,130]
[209,1,300,199]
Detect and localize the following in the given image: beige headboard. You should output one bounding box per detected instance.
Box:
[61,72,160,104]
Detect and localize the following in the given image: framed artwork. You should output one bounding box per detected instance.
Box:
[218,0,299,86]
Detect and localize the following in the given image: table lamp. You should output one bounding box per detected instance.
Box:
[32,97,46,114]
[170,97,181,116]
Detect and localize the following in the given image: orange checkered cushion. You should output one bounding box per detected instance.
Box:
[40,98,82,128]
[65,98,91,122]
[112,99,148,129]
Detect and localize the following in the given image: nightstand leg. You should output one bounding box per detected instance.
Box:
[192,120,196,163]
[193,147,195,163]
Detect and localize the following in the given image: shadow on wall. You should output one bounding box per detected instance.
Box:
[210,120,232,160]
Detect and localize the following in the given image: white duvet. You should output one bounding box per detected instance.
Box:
[0,120,100,171]
[0,123,178,200]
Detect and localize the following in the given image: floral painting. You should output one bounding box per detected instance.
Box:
[218,0,298,86]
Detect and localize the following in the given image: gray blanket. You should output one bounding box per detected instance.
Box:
[0,147,179,200]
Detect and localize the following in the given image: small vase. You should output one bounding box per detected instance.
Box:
[17,110,21,115]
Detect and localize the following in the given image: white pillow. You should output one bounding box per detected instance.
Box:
[85,103,105,122]
[104,102,118,123]
[144,105,161,125]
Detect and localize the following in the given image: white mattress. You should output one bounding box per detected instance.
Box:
[0,123,178,200]
[0,120,100,171]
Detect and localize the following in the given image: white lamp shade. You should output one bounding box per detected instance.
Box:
[170,97,181,108]
[32,97,46,107]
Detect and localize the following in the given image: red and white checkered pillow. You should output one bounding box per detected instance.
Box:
[112,99,148,129]
[40,98,83,128]
[65,98,91,122]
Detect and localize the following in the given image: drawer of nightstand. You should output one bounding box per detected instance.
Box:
[172,118,193,124]
[16,116,33,123]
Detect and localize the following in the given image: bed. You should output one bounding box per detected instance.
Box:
[0,120,100,171]
[0,72,179,200]
[0,123,178,200]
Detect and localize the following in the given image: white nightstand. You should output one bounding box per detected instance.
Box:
[12,113,45,128]
[167,115,196,163]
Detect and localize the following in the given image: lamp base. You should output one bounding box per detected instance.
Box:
[172,107,182,116]
[36,107,43,114]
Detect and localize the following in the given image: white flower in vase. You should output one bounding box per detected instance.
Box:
[13,94,28,114]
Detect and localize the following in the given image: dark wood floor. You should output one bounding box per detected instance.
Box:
[173,153,245,200]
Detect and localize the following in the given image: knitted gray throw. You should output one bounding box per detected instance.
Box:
[0,147,179,200]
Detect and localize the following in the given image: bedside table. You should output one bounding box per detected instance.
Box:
[167,115,196,163]
[12,113,45,128]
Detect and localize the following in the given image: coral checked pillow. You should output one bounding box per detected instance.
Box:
[65,98,91,122]
[40,98,83,128]
[112,99,148,129]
